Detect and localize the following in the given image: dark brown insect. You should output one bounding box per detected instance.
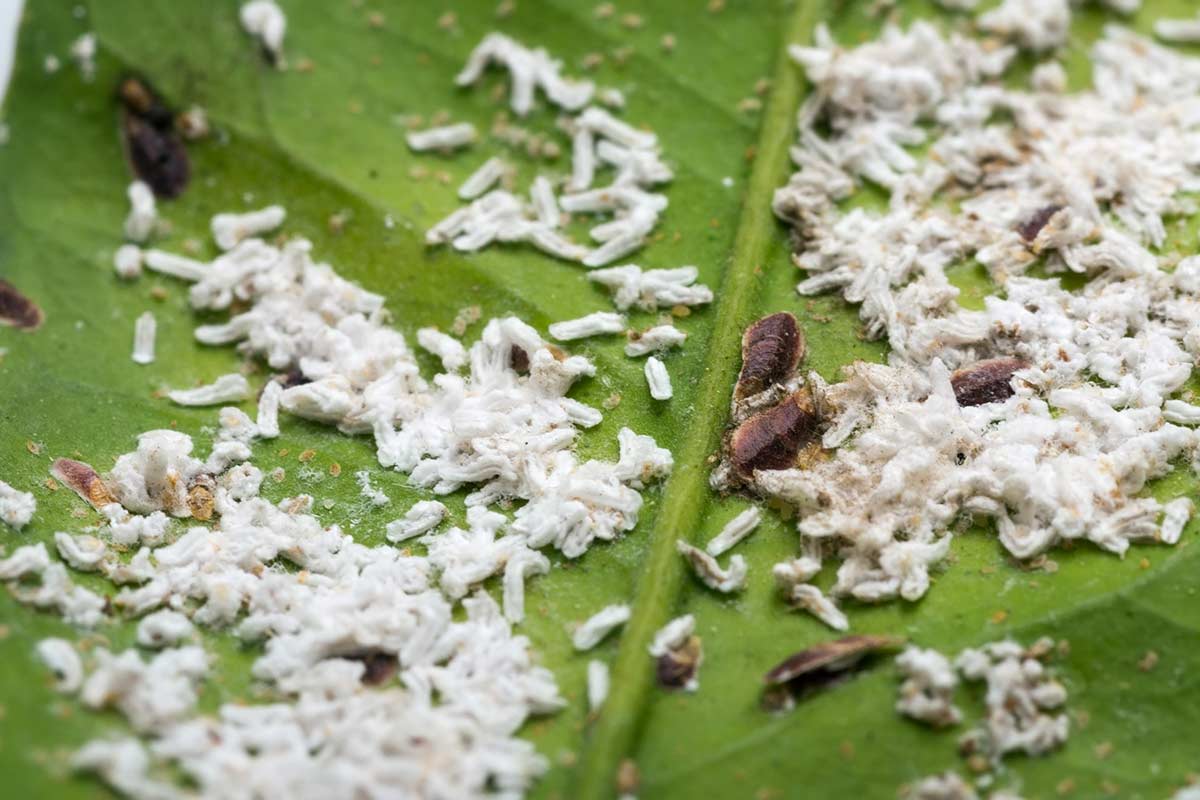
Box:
[277,368,311,390]
[735,312,805,400]
[656,636,703,691]
[50,458,115,509]
[186,474,216,521]
[0,279,44,331]
[950,357,1027,407]
[509,345,530,373]
[762,635,904,710]
[337,649,400,686]
[1016,204,1062,242]
[118,75,190,198]
[730,388,821,478]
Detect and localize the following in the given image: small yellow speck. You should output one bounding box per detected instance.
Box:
[990,609,1009,624]
[1137,650,1159,672]
[329,462,342,477]
[437,11,458,30]
[661,33,676,52]
[298,449,316,463]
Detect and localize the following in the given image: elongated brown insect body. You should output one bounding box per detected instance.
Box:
[123,113,191,198]
[950,357,1027,407]
[735,312,805,399]
[117,75,191,198]
[51,458,115,508]
[0,279,43,331]
[731,389,820,477]
[1016,204,1062,242]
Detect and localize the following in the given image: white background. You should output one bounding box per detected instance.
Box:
[0,1,25,107]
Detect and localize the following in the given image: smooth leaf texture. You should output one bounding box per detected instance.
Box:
[1,1,1199,799]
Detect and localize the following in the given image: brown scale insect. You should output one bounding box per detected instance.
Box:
[655,636,703,691]
[509,345,530,374]
[186,474,216,521]
[735,312,805,400]
[1016,204,1062,242]
[117,74,191,198]
[336,649,400,687]
[50,458,115,509]
[730,388,821,478]
[0,279,44,331]
[950,357,1027,407]
[761,635,904,711]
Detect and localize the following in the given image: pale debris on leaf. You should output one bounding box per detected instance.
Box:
[791,583,848,631]
[407,122,478,152]
[113,244,143,280]
[123,181,157,244]
[132,311,156,365]
[896,645,962,727]
[211,205,286,250]
[355,469,390,507]
[587,659,610,711]
[549,311,626,341]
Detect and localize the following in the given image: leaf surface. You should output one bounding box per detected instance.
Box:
[1,2,1198,799]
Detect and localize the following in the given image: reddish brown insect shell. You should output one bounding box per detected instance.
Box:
[730,389,820,478]
[50,458,115,509]
[735,312,805,399]
[0,279,44,331]
[337,649,400,686]
[1016,204,1062,242]
[950,357,1027,407]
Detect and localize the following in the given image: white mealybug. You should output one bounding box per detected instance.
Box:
[458,157,510,200]
[406,122,478,153]
[1155,15,1200,43]
[791,584,848,631]
[0,479,36,530]
[239,0,286,64]
[167,373,252,406]
[211,205,286,250]
[676,541,746,592]
[143,249,208,282]
[647,614,695,657]
[113,245,144,280]
[417,327,468,371]
[572,604,631,651]
[624,324,687,357]
[548,311,626,341]
[36,638,84,693]
[644,356,672,400]
[705,507,761,556]
[587,659,610,711]
[132,311,156,365]
[123,181,157,243]
[385,500,448,542]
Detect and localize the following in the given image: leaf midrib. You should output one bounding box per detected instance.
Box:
[571,2,825,797]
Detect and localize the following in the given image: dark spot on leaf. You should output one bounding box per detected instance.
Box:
[0,279,43,331]
[117,75,190,198]
[656,636,703,691]
[510,345,530,373]
[731,389,821,478]
[1016,204,1062,242]
[51,458,115,509]
[950,357,1027,407]
[736,312,805,399]
[763,635,904,708]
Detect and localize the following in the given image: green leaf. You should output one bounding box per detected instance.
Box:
[1,1,1199,799]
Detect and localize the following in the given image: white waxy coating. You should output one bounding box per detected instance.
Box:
[417,327,468,371]
[0,479,36,531]
[144,249,207,282]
